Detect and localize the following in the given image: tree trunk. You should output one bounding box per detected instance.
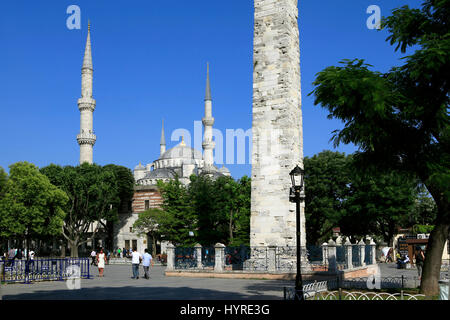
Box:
[229,210,233,243]
[420,222,449,296]
[152,236,157,258]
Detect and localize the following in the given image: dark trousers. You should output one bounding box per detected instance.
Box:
[132,263,139,278]
[143,266,150,279]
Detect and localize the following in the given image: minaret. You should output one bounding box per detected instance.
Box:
[160,119,166,156]
[76,21,96,164]
[202,62,215,171]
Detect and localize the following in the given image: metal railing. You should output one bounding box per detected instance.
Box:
[202,246,215,268]
[174,247,197,269]
[0,258,91,284]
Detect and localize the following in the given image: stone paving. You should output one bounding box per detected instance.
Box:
[1,263,447,300]
[0,264,292,300]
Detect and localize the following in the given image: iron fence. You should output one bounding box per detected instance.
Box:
[352,245,361,268]
[202,246,215,268]
[306,245,323,265]
[224,246,249,270]
[365,245,373,265]
[174,247,196,269]
[0,258,91,284]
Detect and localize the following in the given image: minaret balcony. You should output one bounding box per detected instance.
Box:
[77,98,96,111]
[202,141,215,149]
[77,132,97,145]
[202,117,215,126]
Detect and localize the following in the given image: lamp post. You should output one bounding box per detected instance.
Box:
[289,165,305,300]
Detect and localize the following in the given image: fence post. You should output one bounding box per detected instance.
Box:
[344,238,353,269]
[327,239,337,273]
[194,243,202,269]
[214,243,225,273]
[166,243,175,271]
[359,239,366,267]
[268,245,277,272]
[322,242,328,267]
[370,239,377,265]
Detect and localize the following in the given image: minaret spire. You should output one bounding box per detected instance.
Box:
[202,62,215,171]
[76,22,96,164]
[160,119,166,156]
[205,62,211,101]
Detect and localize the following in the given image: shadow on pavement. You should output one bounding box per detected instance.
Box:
[2,285,283,300]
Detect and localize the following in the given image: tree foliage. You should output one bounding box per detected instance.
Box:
[0,162,68,240]
[40,163,132,257]
[309,0,449,295]
[133,208,165,257]
[304,151,419,246]
[304,151,351,245]
[156,175,251,247]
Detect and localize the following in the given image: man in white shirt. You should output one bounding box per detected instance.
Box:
[142,249,154,279]
[90,250,97,265]
[131,248,142,279]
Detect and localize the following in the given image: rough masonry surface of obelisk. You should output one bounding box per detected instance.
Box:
[251,0,305,247]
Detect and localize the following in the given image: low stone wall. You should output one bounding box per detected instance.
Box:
[165,269,339,281]
[341,264,379,279]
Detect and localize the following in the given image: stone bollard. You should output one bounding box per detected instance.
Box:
[344,238,353,269]
[268,246,277,272]
[195,243,203,269]
[327,239,337,273]
[359,239,366,267]
[166,243,175,271]
[322,242,328,266]
[214,243,225,273]
[370,239,377,265]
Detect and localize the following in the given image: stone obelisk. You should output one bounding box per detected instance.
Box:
[251,0,305,248]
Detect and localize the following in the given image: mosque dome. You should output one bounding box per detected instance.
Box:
[159,138,202,161]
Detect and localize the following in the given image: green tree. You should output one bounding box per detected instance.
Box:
[40,163,121,257]
[100,164,135,251]
[133,208,165,257]
[0,166,7,198]
[304,151,351,245]
[341,171,417,246]
[157,177,197,246]
[309,0,449,295]
[0,162,68,252]
[189,175,224,245]
[230,175,251,246]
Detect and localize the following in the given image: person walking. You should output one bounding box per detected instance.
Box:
[131,248,142,279]
[414,246,425,280]
[142,249,154,280]
[96,248,107,277]
[90,249,97,266]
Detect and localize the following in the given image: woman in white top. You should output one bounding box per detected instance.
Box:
[96,248,107,277]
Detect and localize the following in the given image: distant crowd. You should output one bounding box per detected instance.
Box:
[1,248,36,261]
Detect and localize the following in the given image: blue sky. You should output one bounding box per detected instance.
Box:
[0,0,422,178]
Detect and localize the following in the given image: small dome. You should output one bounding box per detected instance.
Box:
[134,162,145,170]
[140,168,176,180]
[218,165,230,174]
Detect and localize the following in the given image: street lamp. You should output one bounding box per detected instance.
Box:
[289,165,305,300]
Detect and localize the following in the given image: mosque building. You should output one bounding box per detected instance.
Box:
[75,25,230,254]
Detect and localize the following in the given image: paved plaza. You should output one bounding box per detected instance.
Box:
[0,264,292,300]
[0,263,447,300]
